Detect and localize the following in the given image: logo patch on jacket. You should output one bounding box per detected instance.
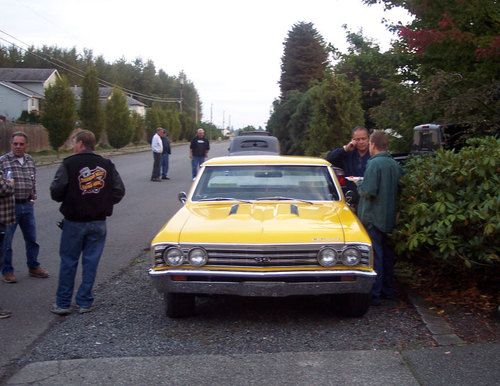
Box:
[78,166,107,194]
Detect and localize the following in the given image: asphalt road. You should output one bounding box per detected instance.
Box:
[0,140,230,379]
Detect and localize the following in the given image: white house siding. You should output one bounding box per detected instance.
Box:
[130,105,146,117]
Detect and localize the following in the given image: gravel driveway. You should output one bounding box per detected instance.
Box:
[14,252,435,369]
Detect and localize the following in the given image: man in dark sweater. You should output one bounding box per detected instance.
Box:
[326,126,370,177]
[49,130,125,315]
[189,128,210,179]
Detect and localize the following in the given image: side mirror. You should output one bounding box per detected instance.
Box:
[178,191,187,204]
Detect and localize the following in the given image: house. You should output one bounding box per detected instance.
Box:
[0,68,147,121]
[0,68,60,121]
[71,86,147,117]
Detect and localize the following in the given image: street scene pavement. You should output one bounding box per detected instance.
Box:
[1,141,498,385]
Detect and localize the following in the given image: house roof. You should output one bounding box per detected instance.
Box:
[72,86,146,107]
[0,68,58,82]
[0,81,43,98]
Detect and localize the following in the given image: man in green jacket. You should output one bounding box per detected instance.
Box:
[357,130,402,305]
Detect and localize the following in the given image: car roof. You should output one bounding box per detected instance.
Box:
[204,155,331,166]
[228,135,280,156]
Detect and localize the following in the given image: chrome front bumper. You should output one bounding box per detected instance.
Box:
[149,269,376,297]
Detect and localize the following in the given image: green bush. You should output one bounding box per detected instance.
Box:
[394,136,499,283]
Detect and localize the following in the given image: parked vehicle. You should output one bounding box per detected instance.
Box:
[149,155,375,318]
[392,124,444,164]
[228,134,280,156]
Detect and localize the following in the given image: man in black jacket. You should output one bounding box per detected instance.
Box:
[49,130,125,315]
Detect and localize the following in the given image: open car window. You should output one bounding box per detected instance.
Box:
[192,165,340,202]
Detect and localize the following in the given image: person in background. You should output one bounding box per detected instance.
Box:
[326,126,370,206]
[0,170,15,318]
[150,127,164,182]
[0,131,49,283]
[49,130,125,315]
[160,129,171,180]
[356,130,402,306]
[189,128,210,179]
[326,126,370,177]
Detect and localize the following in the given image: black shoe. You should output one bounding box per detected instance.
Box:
[151,177,160,182]
[161,176,167,180]
[371,298,381,306]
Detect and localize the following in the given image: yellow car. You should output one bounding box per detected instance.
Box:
[149,155,375,318]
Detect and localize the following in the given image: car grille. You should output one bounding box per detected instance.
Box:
[175,244,371,267]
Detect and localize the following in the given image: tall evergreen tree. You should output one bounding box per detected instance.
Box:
[80,64,103,141]
[279,22,329,98]
[41,76,76,155]
[105,88,132,149]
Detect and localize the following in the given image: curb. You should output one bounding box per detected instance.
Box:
[407,293,465,346]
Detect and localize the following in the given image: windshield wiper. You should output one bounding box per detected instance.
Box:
[198,197,252,203]
[255,196,313,204]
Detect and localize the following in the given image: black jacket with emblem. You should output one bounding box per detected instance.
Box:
[50,152,125,222]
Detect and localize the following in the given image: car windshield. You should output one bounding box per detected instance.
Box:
[192,165,340,201]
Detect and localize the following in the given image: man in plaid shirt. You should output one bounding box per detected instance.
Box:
[0,132,49,283]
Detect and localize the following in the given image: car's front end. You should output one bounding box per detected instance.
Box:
[149,156,375,317]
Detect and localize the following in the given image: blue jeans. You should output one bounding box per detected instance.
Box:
[1,202,40,274]
[161,153,169,177]
[191,156,205,178]
[366,225,396,301]
[55,220,107,309]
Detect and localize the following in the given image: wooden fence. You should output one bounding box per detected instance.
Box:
[0,122,51,154]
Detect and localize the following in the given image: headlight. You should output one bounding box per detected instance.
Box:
[188,247,208,266]
[342,247,361,266]
[317,247,337,267]
[164,247,184,266]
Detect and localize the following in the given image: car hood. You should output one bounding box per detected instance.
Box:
[154,202,369,245]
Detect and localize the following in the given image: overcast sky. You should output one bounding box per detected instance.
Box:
[2,0,412,130]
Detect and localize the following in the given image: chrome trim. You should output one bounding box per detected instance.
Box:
[149,269,376,278]
[149,269,376,297]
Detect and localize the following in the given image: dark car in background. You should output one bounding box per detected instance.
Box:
[228,132,280,156]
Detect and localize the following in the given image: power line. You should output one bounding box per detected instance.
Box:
[0,29,183,104]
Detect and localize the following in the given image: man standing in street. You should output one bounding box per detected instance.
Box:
[160,129,171,180]
[0,169,15,318]
[0,131,49,283]
[49,130,125,315]
[150,127,164,182]
[357,130,402,306]
[190,128,209,179]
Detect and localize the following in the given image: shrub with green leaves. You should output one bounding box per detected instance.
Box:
[394,136,499,282]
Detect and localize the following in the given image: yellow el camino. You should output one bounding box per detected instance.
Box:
[149,155,375,318]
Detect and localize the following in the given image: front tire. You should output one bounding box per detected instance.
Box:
[164,293,195,318]
[336,293,370,317]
